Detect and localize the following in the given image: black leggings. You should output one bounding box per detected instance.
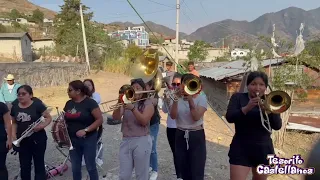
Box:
[166,128,181,178]
[175,129,206,180]
[0,141,8,180]
[19,138,47,180]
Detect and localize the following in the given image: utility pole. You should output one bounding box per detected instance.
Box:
[175,0,180,72]
[80,4,90,73]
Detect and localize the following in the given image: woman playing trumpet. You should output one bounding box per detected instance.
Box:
[112,78,154,180]
[169,73,208,180]
[226,71,282,180]
[11,85,52,180]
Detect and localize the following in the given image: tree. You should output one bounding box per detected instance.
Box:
[54,0,106,57]
[9,9,21,20]
[32,9,44,24]
[149,35,164,44]
[124,44,143,60]
[187,40,209,62]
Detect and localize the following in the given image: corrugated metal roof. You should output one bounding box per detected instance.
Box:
[199,58,284,80]
[0,32,32,40]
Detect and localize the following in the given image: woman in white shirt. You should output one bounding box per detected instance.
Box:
[162,72,182,179]
[83,79,103,166]
[169,73,207,180]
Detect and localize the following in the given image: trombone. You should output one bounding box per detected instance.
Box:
[256,90,292,133]
[182,75,202,96]
[100,49,163,113]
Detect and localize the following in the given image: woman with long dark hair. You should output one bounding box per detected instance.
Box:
[11,85,52,180]
[0,101,12,180]
[64,80,103,180]
[112,78,154,180]
[169,73,208,180]
[83,79,104,166]
[226,71,282,180]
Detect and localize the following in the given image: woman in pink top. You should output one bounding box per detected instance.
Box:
[112,78,154,180]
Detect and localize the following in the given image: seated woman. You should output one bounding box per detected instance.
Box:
[11,85,52,180]
[169,73,208,180]
[112,78,154,180]
[64,80,103,180]
[226,71,282,180]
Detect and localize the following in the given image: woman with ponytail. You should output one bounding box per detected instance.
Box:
[63,80,103,180]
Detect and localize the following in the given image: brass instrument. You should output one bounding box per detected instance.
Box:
[100,49,163,113]
[13,117,45,147]
[257,90,292,132]
[182,75,202,96]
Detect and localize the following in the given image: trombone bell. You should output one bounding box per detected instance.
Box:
[264,90,292,114]
[183,76,202,95]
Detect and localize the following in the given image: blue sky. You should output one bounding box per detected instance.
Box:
[30,0,319,34]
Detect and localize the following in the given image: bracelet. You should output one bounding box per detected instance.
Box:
[131,107,136,112]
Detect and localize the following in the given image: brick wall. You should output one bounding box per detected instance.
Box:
[0,62,89,87]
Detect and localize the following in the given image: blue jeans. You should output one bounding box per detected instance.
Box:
[150,123,159,172]
[70,132,99,180]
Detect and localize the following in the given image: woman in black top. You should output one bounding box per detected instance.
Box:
[0,102,12,180]
[11,85,52,180]
[63,80,103,180]
[226,71,282,180]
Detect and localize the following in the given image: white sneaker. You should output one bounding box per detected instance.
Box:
[96,158,103,166]
[177,178,183,180]
[149,171,158,180]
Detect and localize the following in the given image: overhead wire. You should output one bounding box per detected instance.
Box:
[125,0,187,73]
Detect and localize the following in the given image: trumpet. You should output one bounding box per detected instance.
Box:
[13,117,45,147]
[256,90,292,132]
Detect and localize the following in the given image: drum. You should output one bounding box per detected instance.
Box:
[51,112,71,148]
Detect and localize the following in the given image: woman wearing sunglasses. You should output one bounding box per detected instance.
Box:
[64,80,103,180]
[11,85,52,180]
[162,72,182,179]
[169,73,208,180]
[112,78,154,180]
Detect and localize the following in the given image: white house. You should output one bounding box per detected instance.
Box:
[231,48,251,59]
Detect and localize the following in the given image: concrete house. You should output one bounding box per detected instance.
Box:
[0,32,33,62]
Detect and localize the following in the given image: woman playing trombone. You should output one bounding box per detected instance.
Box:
[169,73,208,180]
[11,85,52,180]
[112,78,154,180]
[226,71,282,180]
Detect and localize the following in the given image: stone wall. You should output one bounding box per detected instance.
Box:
[0,62,89,87]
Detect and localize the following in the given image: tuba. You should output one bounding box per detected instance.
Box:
[100,49,163,113]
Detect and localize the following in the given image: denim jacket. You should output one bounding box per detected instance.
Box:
[0,83,21,103]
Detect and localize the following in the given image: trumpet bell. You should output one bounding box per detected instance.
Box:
[130,49,159,83]
[183,77,202,95]
[265,90,292,114]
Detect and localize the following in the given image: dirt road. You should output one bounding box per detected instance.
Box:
[6,71,316,180]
